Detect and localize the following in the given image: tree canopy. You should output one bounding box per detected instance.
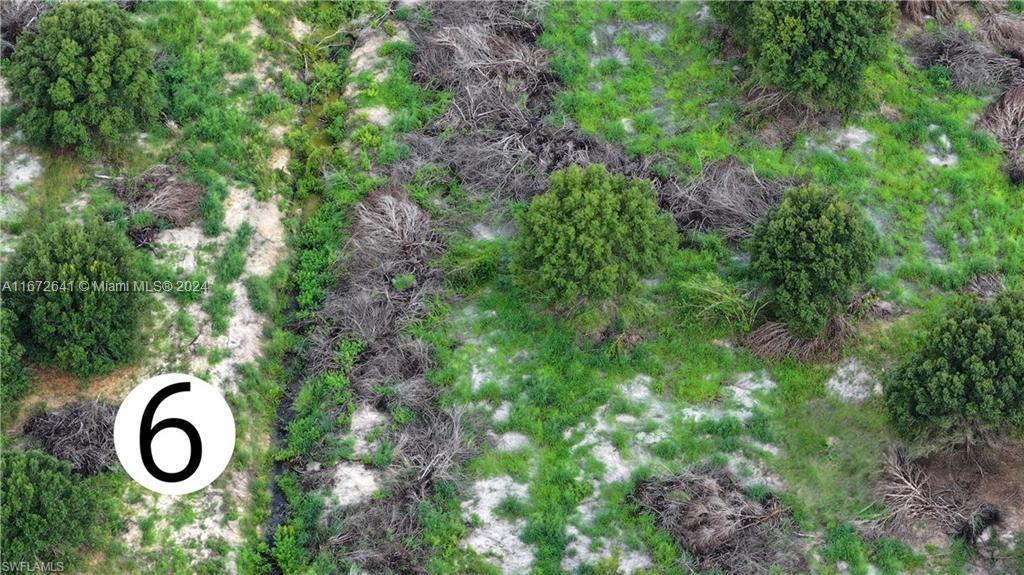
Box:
[885,292,1024,440]
[6,218,146,377]
[514,164,676,306]
[751,185,878,336]
[7,2,159,150]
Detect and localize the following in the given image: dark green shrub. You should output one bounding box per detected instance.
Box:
[751,185,877,336]
[7,2,159,150]
[7,218,146,377]
[711,0,896,108]
[514,164,675,306]
[0,450,118,563]
[0,309,29,421]
[884,293,1024,440]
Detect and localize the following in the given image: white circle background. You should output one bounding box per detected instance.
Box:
[114,373,235,495]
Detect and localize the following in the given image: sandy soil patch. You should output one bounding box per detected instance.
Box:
[827,358,881,402]
[224,185,287,276]
[330,462,381,507]
[1,149,43,191]
[462,476,534,573]
[155,225,205,274]
[290,17,310,40]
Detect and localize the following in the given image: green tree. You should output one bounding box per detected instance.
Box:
[710,0,896,108]
[0,450,118,562]
[0,308,29,420]
[7,2,159,150]
[514,164,676,306]
[751,185,877,336]
[885,293,1024,440]
[7,218,146,377]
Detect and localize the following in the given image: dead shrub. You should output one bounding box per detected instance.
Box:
[662,156,788,242]
[981,11,1024,61]
[306,189,443,376]
[106,164,204,227]
[962,272,1006,301]
[23,399,117,475]
[405,127,668,202]
[349,336,435,410]
[630,466,806,575]
[325,481,427,573]
[977,86,1024,184]
[324,407,482,574]
[743,317,850,362]
[347,188,446,284]
[0,0,47,57]
[388,406,483,485]
[847,288,903,321]
[740,84,832,146]
[413,1,552,134]
[898,0,957,26]
[909,28,1024,93]
[876,446,998,541]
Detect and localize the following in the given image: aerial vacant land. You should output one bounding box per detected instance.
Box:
[1,1,1022,574]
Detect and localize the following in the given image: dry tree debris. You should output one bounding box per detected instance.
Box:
[0,0,47,57]
[306,188,444,378]
[744,290,902,362]
[977,86,1024,184]
[909,28,1024,94]
[108,164,204,227]
[981,11,1024,61]
[875,446,1004,545]
[99,163,204,246]
[323,407,482,574]
[662,156,788,242]
[22,399,117,475]
[404,0,672,202]
[962,272,1006,301]
[743,317,850,363]
[898,0,957,26]
[630,466,806,575]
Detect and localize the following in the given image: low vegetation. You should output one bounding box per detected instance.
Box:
[1,0,1022,573]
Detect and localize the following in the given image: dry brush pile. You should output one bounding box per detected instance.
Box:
[100,163,204,246]
[898,0,957,26]
[876,447,1002,546]
[662,156,789,242]
[977,86,1024,184]
[302,188,482,572]
[909,27,1024,94]
[22,399,117,475]
[0,0,47,57]
[630,466,806,575]
[743,289,898,362]
[406,0,670,202]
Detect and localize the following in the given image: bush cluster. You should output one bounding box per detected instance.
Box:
[885,292,1024,440]
[6,218,146,377]
[0,308,29,420]
[0,450,118,563]
[751,185,877,336]
[514,164,676,306]
[7,2,159,150]
[711,0,896,108]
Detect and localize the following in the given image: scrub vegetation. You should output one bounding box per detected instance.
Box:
[1,1,1022,574]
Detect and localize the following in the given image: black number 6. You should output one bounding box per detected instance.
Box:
[140,382,202,482]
